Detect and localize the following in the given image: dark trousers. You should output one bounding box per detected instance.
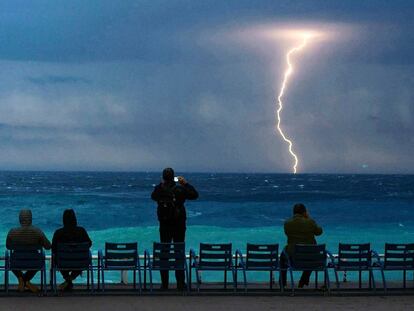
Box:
[13,270,38,282]
[159,226,186,288]
[61,270,82,283]
[280,254,312,287]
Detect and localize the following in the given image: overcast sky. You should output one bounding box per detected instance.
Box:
[0,0,413,173]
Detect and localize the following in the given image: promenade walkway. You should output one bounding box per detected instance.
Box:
[1,295,413,311]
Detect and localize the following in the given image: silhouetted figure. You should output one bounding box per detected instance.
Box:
[52,209,92,291]
[6,209,51,293]
[281,203,323,288]
[151,168,199,290]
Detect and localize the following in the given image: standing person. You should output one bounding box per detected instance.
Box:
[52,209,92,291]
[151,167,199,290]
[281,203,323,288]
[6,209,51,293]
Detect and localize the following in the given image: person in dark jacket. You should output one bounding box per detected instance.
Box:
[52,209,92,291]
[6,209,51,293]
[280,203,323,288]
[151,167,199,290]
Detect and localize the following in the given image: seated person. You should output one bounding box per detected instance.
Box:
[6,209,51,293]
[281,203,323,288]
[52,209,92,291]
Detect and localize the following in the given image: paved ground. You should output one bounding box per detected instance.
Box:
[1,296,414,311]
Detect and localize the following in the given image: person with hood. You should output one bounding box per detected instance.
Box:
[151,167,199,290]
[6,209,51,293]
[52,209,92,291]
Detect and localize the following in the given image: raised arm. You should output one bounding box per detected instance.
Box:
[311,219,323,236]
[184,183,199,200]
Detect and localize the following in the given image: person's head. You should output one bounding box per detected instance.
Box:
[162,167,174,182]
[63,209,77,228]
[19,209,32,227]
[293,203,307,216]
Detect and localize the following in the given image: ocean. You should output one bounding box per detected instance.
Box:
[0,171,413,284]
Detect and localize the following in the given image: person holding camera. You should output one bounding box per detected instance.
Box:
[280,203,323,288]
[151,167,199,290]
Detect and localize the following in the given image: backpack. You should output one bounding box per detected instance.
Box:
[157,185,181,223]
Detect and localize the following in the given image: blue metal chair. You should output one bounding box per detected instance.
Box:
[98,242,141,293]
[331,243,382,290]
[51,242,94,294]
[189,243,235,292]
[6,247,47,294]
[374,243,414,291]
[284,244,332,295]
[235,243,281,292]
[144,242,188,293]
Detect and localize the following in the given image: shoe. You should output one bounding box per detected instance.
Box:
[17,277,25,292]
[59,281,74,291]
[160,285,168,291]
[25,281,39,293]
[177,283,187,291]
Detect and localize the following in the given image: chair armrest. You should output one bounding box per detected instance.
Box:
[235,249,245,268]
[189,249,198,268]
[371,250,383,268]
[326,250,336,268]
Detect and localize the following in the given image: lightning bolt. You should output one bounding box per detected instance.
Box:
[276,36,309,174]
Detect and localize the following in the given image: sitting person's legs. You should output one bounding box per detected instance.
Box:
[59,270,82,291]
[12,270,25,292]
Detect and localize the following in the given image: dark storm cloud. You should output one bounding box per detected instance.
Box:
[0,0,413,173]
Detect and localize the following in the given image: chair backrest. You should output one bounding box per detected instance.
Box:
[292,244,326,270]
[104,242,138,269]
[9,246,44,270]
[152,242,186,270]
[199,243,232,269]
[55,242,91,269]
[245,243,279,270]
[384,243,414,269]
[337,243,371,269]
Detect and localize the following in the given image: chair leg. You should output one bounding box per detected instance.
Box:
[325,269,331,295]
[270,271,273,290]
[40,268,44,293]
[91,267,94,293]
[5,270,8,294]
[133,269,136,289]
[370,269,376,291]
[138,267,142,295]
[53,269,57,294]
[87,269,90,290]
[149,269,153,293]
[315,271,318,289]
[359,270,362,289]
[97,265,100,291]
[224,270,227,289]
[289,269,294,296]
[381,269,386,293]
[243,269,247,293]
[102,270,105,292]
[185,266,190,294]
[404,270,407,289]
[232,268,236,292]
[189,266,192,291]
[195,269,201,292]
[334,269,340,289]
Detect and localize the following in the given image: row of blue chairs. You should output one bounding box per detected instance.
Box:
[3,242,414,295]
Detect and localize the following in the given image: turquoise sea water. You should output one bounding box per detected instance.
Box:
[0,172,413,284]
